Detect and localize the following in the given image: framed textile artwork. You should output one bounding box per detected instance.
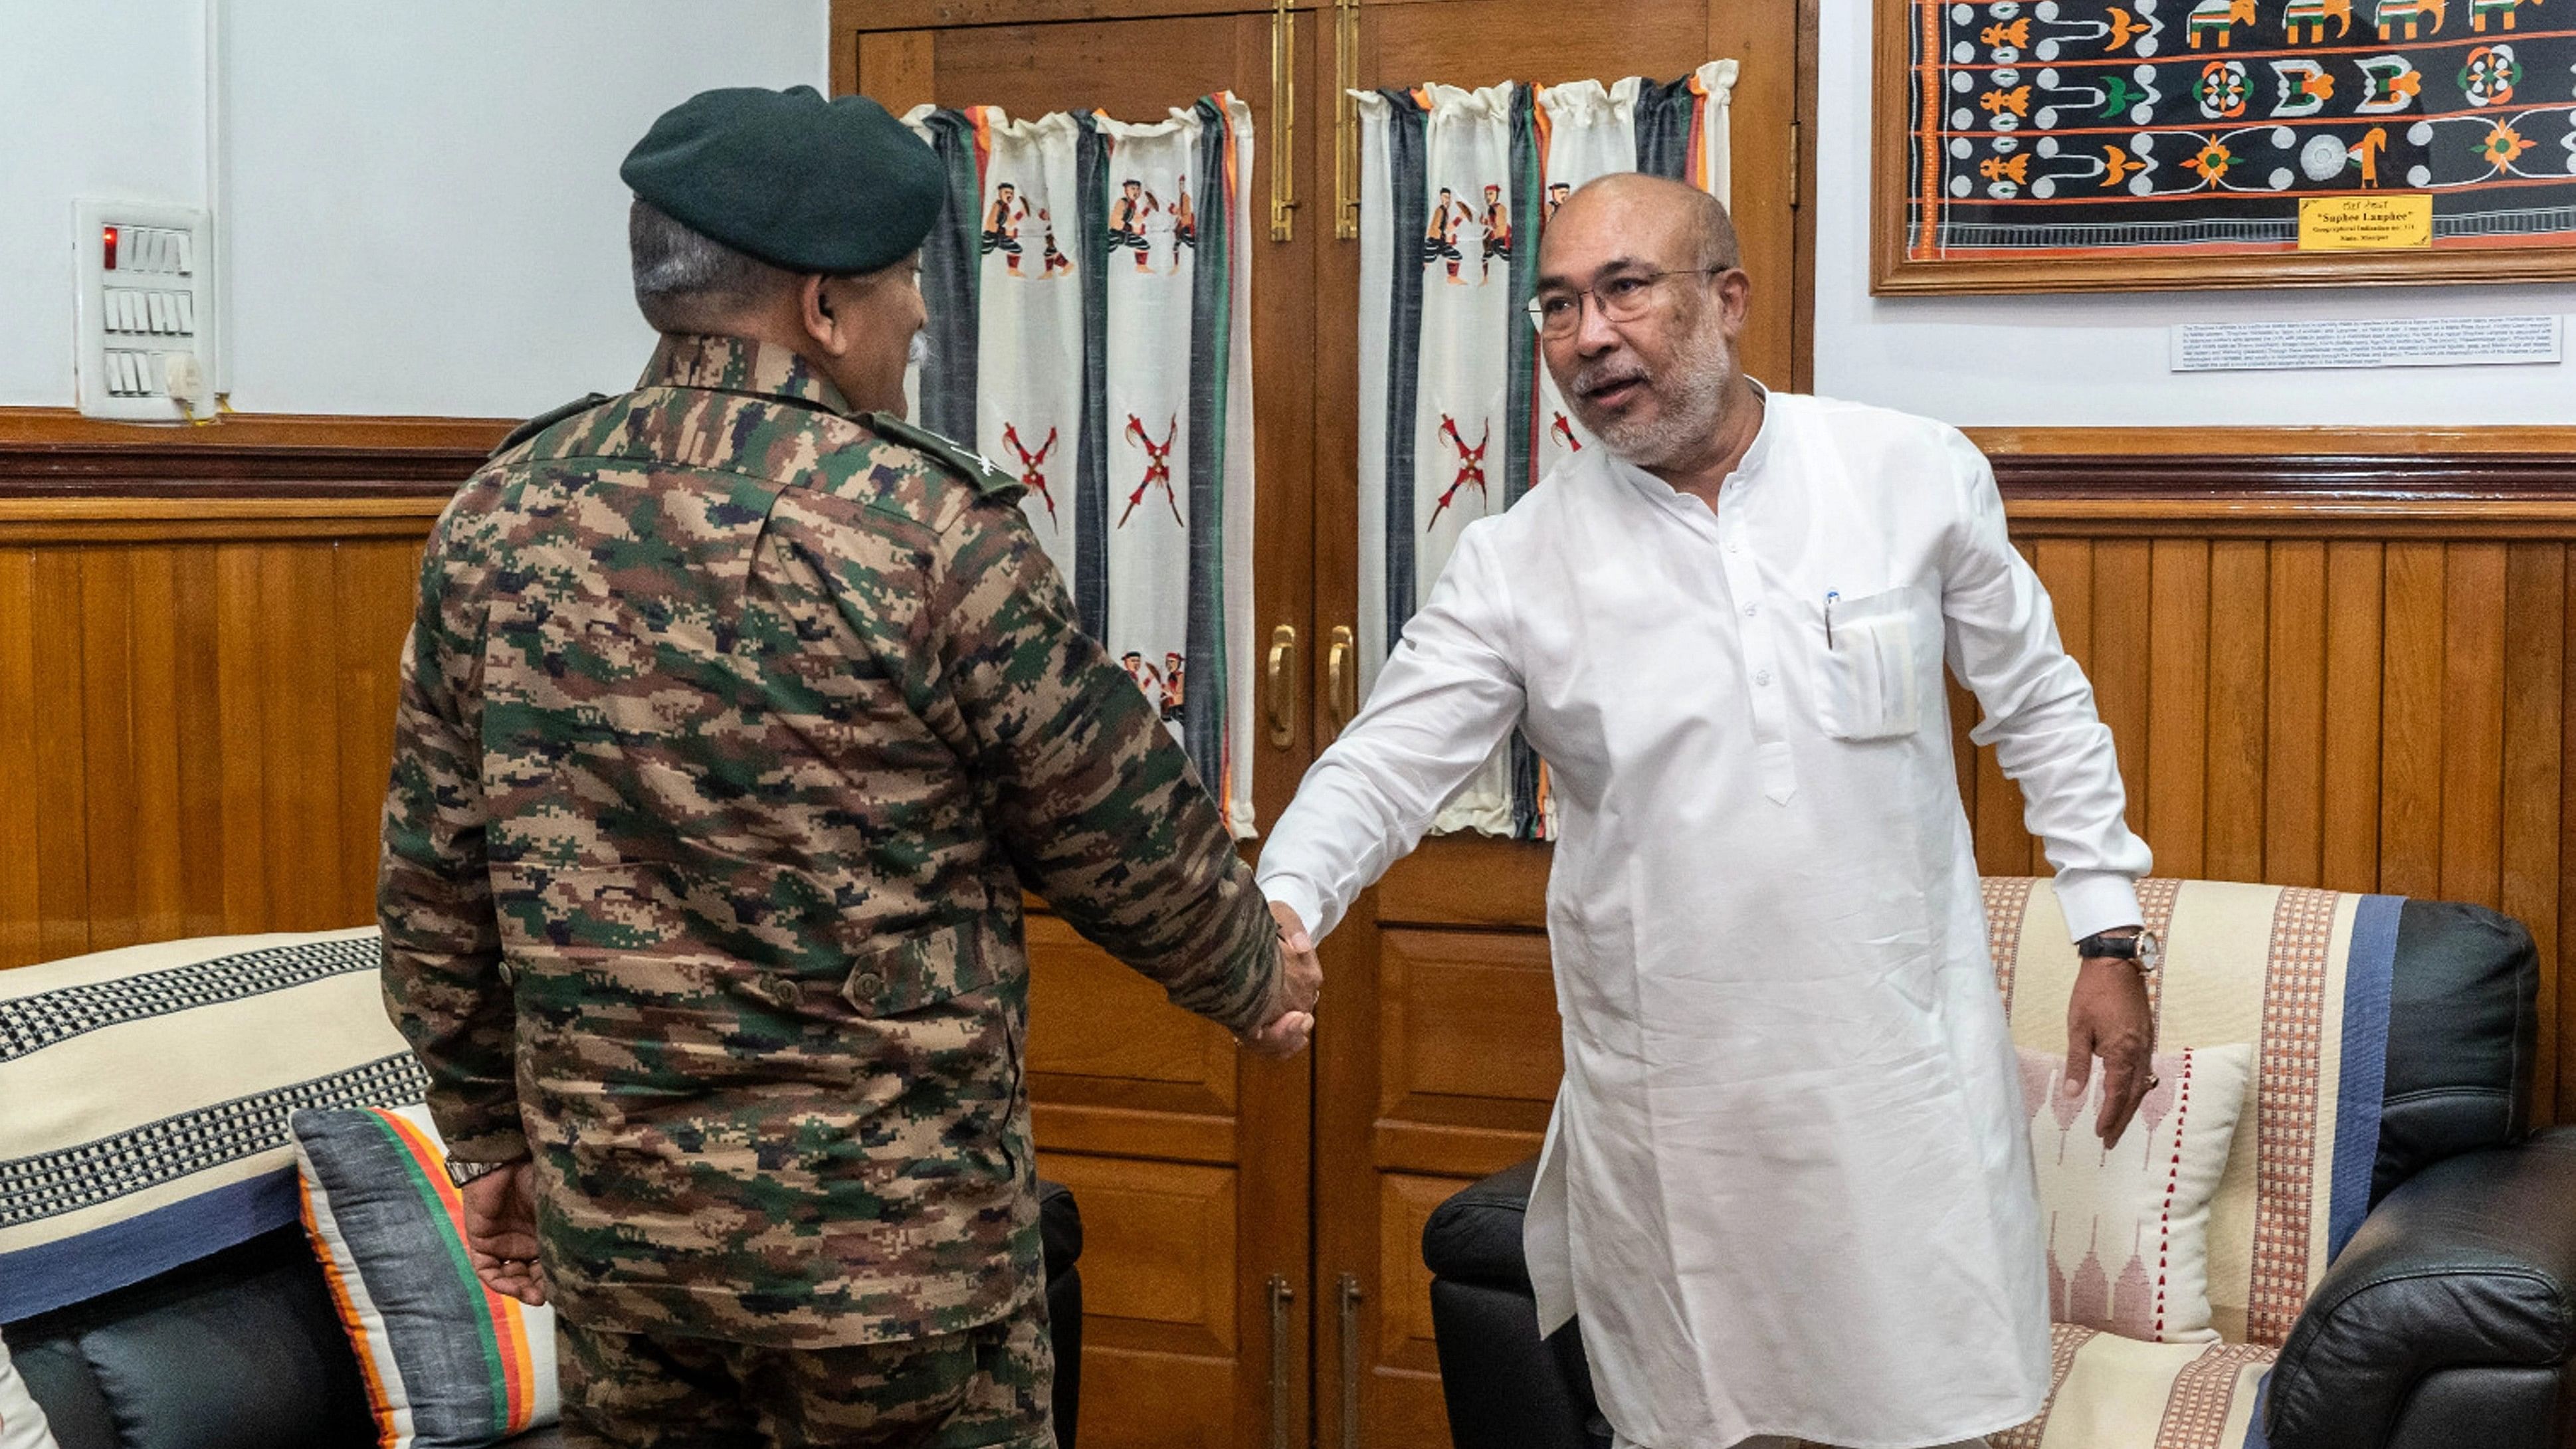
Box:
[1872,0,2576,291]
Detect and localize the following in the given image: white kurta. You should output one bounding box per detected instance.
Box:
[1258,389,2153,1449]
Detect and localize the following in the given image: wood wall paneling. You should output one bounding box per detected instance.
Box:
[0,415,474,969]
[2205,539,2269,883]
[2262,541,2326,889]
[2320,541,2385,894]
[0,530,434,967]
[2504,544,2565,1118]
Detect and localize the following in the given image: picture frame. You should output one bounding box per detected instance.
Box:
[1870,0,2576,293]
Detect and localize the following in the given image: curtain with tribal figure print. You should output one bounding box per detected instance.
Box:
[904,96,1260,838]
[1355,62,1737,840]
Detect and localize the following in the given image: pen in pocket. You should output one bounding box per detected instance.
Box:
[1825,590,1838,649]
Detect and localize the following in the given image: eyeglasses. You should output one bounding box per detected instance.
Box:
[1526,268,1729,338]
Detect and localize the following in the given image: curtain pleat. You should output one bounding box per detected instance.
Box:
[1074,112,1112,640]
[914,108,984,443]
[1182,95,1233,811]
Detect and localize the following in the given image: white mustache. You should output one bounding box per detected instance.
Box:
[1572,362,1648,397]
[907,332,930,368]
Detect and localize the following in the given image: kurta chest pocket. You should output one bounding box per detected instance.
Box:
[1815,585,1938,742]
[842,918,1013,1018]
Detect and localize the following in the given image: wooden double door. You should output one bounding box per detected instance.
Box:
[835,3,1813,1445]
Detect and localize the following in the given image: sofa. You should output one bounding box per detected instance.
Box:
[5,1191,1084,1449]
[0,929,1084,1449]
[1422,880,2576,1449]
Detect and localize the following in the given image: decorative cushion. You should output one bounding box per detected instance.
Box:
[1993,1323,2274,1449]
[292,1105,559,1449]
[0,1333,60,1449]
[1986,879,2401,1345]
[2020,1044,2254,1344]
[0,930,426,1321]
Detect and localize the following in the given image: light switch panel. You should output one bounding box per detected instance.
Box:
[75,201,216,421]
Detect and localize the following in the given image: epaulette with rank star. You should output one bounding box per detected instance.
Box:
[864,411,1027,504]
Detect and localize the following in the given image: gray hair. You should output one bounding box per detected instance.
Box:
[629,199,795,333]
[1685,186,1743,274]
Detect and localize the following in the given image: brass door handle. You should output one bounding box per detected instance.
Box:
[1267,1276,1296,1449]
[1335,0,1360,239]
[1338,1272,1364,1447]
[1266,624,1298,747]
[1326,625,1357,728]
[1270,0,1297,241]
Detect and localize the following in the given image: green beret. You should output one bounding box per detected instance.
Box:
[621,86,945,274]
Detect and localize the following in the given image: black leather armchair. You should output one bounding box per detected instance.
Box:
[8,1178,1086,1449]
[1421,898,2576,1449]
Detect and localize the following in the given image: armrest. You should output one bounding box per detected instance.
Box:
[2264,1127,2576,1449]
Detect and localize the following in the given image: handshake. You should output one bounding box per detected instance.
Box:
[1238,900,1324,1060]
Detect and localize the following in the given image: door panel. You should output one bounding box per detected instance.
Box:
[845,15,1320,1449]
[1377,927,1559,1117]
[1310,2,1809,1442]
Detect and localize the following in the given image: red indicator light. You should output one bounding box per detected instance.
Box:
[102,225,119,270]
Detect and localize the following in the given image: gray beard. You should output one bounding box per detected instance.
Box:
[1575,308,1737,472]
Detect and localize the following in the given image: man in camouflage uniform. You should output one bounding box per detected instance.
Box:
[379,86,1315,1449]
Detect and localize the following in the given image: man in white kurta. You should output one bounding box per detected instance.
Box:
[1257,175,2159,1449]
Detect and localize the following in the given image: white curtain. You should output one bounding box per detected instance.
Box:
[907,98,1260,837]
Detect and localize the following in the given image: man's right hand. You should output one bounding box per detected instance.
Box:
[1241,901,1323,1058]
[460,1160,549,1307]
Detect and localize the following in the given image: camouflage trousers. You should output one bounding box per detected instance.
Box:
[557,1292,1054,1449]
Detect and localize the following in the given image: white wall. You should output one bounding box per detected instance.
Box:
[1811,2,2576,427]
[11,4,2563,426]
[0,0,827,416]
[0,1,207,409]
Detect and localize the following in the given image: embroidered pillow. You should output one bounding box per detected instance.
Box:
[292,1105,558,1449]
[2018,1042,2255,1345]
[0,1332,61,1449]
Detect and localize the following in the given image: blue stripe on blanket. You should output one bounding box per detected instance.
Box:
[2328,894,2402,1259]
[0,1169,298,1322]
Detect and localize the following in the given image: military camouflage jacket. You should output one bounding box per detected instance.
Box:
[379,333,1281,1347]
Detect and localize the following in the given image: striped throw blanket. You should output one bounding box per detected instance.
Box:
[1982,878,2401,1449]
[0,929,425,1321]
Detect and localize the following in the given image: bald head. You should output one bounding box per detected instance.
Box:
[1533,171,1756,480]
[1541,173,1740,279]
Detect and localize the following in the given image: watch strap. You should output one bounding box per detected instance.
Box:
[445,1157,512,1189]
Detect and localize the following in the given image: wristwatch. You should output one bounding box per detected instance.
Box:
[2076,928,2162,975]
[445,1157,514,1189]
